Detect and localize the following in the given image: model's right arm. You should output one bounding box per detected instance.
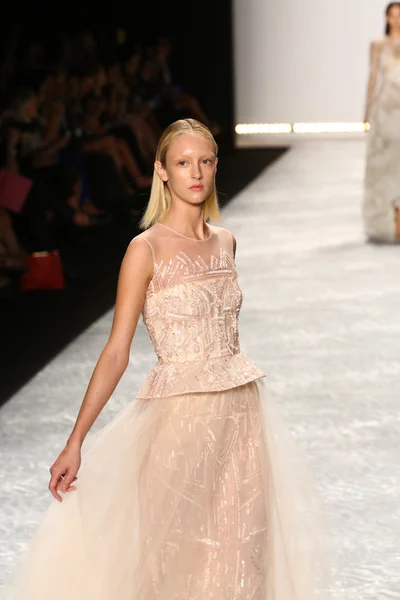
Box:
[364,40,381,123]
[48,237,153,501]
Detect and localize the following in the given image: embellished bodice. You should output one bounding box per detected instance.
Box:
[134,223,264,398]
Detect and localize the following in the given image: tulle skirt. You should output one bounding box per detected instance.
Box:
[1,380,331,600]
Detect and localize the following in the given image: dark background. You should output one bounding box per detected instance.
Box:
[0,0,235,151]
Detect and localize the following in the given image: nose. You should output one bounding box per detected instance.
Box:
[191,163,202,180]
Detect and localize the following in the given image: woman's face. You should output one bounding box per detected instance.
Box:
[156,133,217,208]
[387,4,400,32]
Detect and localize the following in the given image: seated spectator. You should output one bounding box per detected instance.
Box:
[108,49,159,164]
[134,53,179,128]
[6,87,94,251]
[79,92,152,191]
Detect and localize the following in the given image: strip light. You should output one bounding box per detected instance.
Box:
[235,123,292,134]
[235,122,369,134]
[293,122,366,133]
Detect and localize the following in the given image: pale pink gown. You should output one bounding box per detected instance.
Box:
[2,223,331,600]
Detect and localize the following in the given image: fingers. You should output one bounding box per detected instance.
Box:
[69,476,78,490]
[48,467,78,501]
[60,470,77,493]
[67,476,78,492]
[48,468,63,502]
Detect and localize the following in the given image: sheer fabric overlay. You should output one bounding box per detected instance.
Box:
[1,223,332,600]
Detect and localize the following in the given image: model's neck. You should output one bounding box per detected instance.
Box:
[162,203,206,235]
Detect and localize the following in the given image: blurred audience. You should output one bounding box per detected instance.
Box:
[0,30,220,293]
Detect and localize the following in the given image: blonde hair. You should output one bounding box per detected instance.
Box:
[139,119,220,229]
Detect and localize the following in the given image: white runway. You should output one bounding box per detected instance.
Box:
[1,140,399,599]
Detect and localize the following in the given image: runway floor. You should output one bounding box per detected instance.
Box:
[1,140,399,598]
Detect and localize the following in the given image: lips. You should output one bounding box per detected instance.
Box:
[190,185,204,190]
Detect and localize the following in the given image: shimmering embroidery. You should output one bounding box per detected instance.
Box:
[136,247,264,398]
[137,384,268,599]
[148,247,238,294]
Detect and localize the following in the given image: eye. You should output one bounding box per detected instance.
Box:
[178,160,187,166]
[202,158,213,165]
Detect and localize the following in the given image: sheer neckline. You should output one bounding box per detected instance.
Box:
[156,222,213,242]
[385,35,400,44]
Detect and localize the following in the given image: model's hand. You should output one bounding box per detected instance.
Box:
[48,442,81,502]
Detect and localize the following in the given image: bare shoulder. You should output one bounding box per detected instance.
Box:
[209,223,234,240]
[128,230,153,255]
[122,230,155,279]
[209,224,237,257]
[371,37,386,51]
[129,223,162,251]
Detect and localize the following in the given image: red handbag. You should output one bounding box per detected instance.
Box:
[19,250,66,292]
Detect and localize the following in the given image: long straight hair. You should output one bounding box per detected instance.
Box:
[139,119,220,230]
[385,2,400,34]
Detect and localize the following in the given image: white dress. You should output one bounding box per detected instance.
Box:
[364,37,400,242]
[1,223,331,599]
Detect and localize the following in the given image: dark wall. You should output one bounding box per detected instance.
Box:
[0,0,235,151]
[157,2,235,151]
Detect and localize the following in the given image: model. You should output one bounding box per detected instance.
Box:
[1,119,330,600]
[364,2,400,242]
